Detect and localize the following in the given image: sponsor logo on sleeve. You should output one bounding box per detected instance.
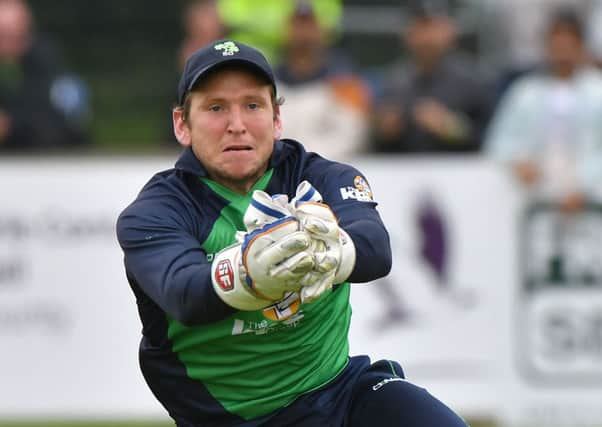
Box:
[339,175,374,202]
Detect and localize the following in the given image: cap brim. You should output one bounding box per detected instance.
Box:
[183,58,276,102]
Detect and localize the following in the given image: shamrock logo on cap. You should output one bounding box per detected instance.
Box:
[214,41,240,56]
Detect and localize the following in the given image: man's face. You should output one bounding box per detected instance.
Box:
[405,16,455,66]
[546,26,584,77]
[0,0,32,61]
[174,68,281,194]
[287,13,325,51]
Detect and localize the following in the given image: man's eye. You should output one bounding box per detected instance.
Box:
[209,105,222,112]
[248,103,259,110]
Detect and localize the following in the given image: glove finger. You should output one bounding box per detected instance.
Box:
[308,238,339,273]
[271,194,290,209]
[242,218,299,254]
[303,217,332,235]
[298,270,322,288]
[314,252,339,273]
[300,271,335,303]
[295,201,337,221]
[253,191,291,217]
[295,203,339,239]
[245,191,291,231]
[269,250,315,282]
[256,231,311,266]
[308,237,326,253]
[291,180,323,207]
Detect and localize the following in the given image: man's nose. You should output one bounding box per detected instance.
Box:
[227,107,246,134]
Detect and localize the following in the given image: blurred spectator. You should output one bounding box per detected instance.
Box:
[586,0,602,67]
[0,0,90,152]
[275,0,371,160]
[370,0,494,154]
[166,0,227,148]
[485,8,602,212]
[217,0,342,64]
[474,0,586,99]
[177,0,226,70]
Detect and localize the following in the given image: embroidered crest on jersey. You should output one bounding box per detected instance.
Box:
[340,175,374,202]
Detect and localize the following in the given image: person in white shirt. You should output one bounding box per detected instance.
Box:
[486,8,602,211]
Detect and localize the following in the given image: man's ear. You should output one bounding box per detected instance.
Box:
[273,105,282,140]
[173,108,191,147]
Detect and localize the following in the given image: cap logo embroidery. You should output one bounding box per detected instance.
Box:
[214,41,240,56]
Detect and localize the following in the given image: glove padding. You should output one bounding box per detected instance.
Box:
[211,243,273,311]
[241,217,314,301]
[212,190,316,310]
[292,186,356,302]
[215,181,357,309]
[244,190,291,230]
[242,181,357,304]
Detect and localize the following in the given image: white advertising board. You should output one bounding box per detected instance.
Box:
[0,157,171,418]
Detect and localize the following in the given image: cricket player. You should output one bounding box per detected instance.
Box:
[116,39,468,426]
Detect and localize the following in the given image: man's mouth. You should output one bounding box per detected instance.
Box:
[224,145,252,152]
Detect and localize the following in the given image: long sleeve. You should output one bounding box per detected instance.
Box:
[336,202,392,283]
[116,196,235,327]
[485,77,539,163]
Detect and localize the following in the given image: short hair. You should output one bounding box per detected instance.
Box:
[176,63,284,122]
[546,7,584,41]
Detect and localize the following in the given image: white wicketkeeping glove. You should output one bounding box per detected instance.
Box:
[219,182,357,307]
[291,181,356,302]
[242,186,334,303]
[211,191,316,310]
[241,216,315,300]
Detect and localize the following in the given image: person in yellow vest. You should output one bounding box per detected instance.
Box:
[217,0,342,64]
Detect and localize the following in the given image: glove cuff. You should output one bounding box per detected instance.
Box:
[211,244,273,311]
[334,228,356,284]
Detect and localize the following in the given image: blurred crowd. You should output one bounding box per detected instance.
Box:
[3,0,602,211]
[0,0,89,152]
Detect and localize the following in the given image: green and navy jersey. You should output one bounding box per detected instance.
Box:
[116,139,391,426]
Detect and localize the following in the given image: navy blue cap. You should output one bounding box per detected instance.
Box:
[177,39,276,105]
